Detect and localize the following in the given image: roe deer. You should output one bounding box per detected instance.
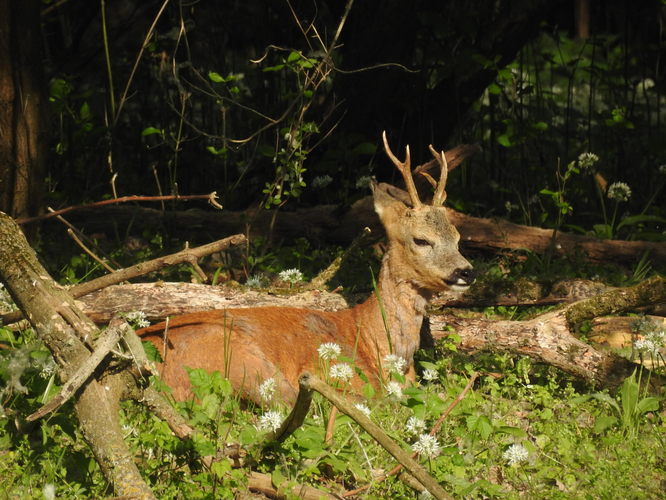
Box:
[138,132,474,403]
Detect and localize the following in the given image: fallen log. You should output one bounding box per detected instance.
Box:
[72,276,665,388]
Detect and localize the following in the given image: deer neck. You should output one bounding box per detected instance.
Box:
[358,248,430,363]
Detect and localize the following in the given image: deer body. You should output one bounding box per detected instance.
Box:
[138,133,474,403]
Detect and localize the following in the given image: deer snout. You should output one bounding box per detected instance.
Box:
[447,266,476,289]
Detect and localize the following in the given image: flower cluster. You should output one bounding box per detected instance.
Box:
[606,182,632,202]
[383,354,407,374]
[123,310,150,328]
[633,319,665,356]
[577,152,600,171]
[245,273,268,288]
[257,410,283,432]
[278,268,304,284]
[503,443,529,466]
[385,381,403,399]
[412,434,441,459]
[259,377,276,401]
[330,363,353,382]
[405,416,427,435]
[354,403,371,417]
[317,342,341,360]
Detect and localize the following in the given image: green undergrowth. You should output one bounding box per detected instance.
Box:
[0,322,664,499]
[1,242,664,498]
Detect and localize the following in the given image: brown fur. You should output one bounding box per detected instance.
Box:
[138,136,474,403]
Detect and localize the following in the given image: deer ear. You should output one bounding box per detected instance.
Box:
[371,181,410,220]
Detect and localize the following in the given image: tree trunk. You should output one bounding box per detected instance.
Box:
[0,0,47,218]
[0,212,155,499]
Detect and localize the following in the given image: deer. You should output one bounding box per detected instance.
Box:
[137,132,475,404]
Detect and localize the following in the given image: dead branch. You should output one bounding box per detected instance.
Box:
[343,372,479,497]
[26,317,134,421]
[298,372,453,500]
[0,212,156,498]
[0,233,247,326]
[16,192,220,225]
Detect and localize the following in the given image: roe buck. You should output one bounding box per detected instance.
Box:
[138,132,474,403]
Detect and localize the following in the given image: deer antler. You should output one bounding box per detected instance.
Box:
[382,131,422,209]
[428,144,449,206]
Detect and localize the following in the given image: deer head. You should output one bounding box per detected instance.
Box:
[371,131,474,294]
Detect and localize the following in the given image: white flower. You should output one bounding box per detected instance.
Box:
[124,310,150,328]
[312,174,333,189]
[421,368,438,381]
[607,182,632,202]
[503,443,529,466]
[329,363,353,382]
[385,381,403,399]
[257,410,283,432]
[278,268,304,284]
[259,378,276,401]
[634,338,659,354]
[405,416,427,435]
[659,164,666,175]
[354,403,371,417]
[383,354,407,374]
[43,483,56,500]
[246,274,268,288]
[412,434,441,459]
[39,357,57,380]
[317,342,341,360]
[577,152,599,171]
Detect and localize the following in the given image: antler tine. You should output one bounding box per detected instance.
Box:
[428,144,449,206]
[382,131,422,209]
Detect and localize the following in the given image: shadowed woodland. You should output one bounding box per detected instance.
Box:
[0,1,665,498]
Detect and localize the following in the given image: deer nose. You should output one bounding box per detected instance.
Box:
[451,267,476,286]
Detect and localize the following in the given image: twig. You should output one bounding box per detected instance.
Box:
[343,373,478,497]
[0,234,247,326]
[265,378,314,443]
[298,373,453,500]
[16,193,218,225]
[67,228,116,273]
[26,317,134,422]
[306,227,371,291]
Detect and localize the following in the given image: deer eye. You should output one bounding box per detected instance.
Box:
[413,238,432,247]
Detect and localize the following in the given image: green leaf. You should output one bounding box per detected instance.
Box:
[487,82,501,95]
[210,459,231,478]
[636,397,660,415]
[532,121,549,131]
[141,341,162,362]
[497,133,512,147]
[495,426,528,438]
[617,214,666,230]
[287,51,301,63]
[208,71,225,83]
[141,127,163,137]
[466,414,493,439]
[594,414,618,433]
[263,64,285,72]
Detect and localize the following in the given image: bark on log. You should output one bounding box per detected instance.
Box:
[0,212,156,499]
[52,201,665,265]
[72,277,665,387]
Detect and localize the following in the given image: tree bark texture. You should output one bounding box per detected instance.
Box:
[0,212,155,499]
[0,0,47,218]
[52,201,666,265]
[70,277,665,387]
